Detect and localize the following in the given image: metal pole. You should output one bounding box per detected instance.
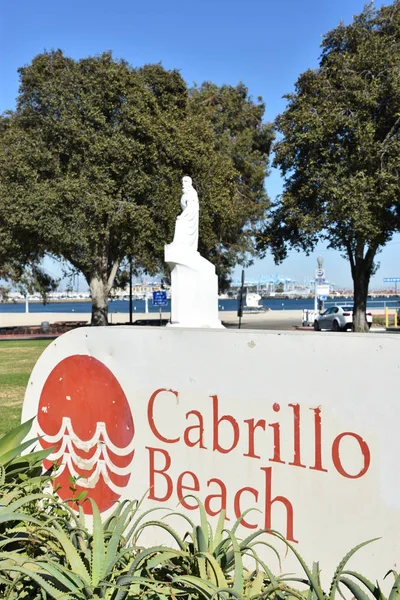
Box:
[159,306,162,326]
[129,259,133,325]
[238,269,245,329]
[144,278,149,314]
[314,280,318,311]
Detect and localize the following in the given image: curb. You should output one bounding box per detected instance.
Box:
[0,334,60,341]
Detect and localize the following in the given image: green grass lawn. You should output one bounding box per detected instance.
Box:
[0,339,52,436]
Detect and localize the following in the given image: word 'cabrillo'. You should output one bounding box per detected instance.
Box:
[145,388,371,542]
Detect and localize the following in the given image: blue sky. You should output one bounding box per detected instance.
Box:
[1,0,399,289]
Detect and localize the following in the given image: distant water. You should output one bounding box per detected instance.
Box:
[1,297,399,314]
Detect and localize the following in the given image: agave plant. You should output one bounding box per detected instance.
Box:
[0,491,288,600]
[0,418,50,484]
[130,495,294,600]
[0,497,186,599]
[0,419,58,544]
[266,530,396,600]
[1,428,397,600]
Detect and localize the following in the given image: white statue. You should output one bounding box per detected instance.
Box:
[165,174,222,328]
[173,176,199,250]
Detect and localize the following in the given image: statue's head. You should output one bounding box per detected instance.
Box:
[182,176,192,191]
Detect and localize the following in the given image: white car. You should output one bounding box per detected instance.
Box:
[313,305,372,331]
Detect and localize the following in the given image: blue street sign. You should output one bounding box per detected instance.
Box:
[320,295,327,301]
[152,291,167,306]
[383,278,400,283]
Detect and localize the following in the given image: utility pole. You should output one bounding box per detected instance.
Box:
[314,256,325,312]
[238,269,245,329]
[144,276,149,313]
[129,258,133,325]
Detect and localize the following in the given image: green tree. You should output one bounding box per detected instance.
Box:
[0,117,53,302]
[0,52,273,325]
[13,264,58,305]
[189,82,273,289]
[257,1,400,332]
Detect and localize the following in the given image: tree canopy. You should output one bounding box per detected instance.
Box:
[257,1,400,331]
[0,52,273,324]
[0,114,53,297]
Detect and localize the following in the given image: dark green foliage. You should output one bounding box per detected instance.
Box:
[189,83,273,289]
[0,115,49,287]
[0,52,273,324]
[257,1,400,332]
[12,263,58,303]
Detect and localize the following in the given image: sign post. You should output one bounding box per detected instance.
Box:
[383,277,400,295]
[129,259,133,325]
[152,290,167,325]
[237,269,245,329]
[314,257,326,311]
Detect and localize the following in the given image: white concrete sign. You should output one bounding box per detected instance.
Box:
[22,327,400,580]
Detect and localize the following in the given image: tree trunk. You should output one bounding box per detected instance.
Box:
[89,275,110,326]
[352,264,371,333]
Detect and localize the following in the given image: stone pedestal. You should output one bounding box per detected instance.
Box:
[165,243,223,328]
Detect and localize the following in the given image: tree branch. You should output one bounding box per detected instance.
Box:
[107,259,120,291]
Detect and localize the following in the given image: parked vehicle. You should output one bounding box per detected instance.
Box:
[133,319,169,326]
[313,305,372,331]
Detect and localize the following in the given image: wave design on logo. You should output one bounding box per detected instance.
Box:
[36,354,135,514]
[38,416,135,496]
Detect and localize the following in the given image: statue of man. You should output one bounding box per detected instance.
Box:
[173,176,199,250]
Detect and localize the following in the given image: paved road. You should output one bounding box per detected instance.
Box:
[221,311,394,333]
[0,309,396,334]
[222,310,302,331]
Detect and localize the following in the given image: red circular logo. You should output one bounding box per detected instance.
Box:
[37,355,134,514]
